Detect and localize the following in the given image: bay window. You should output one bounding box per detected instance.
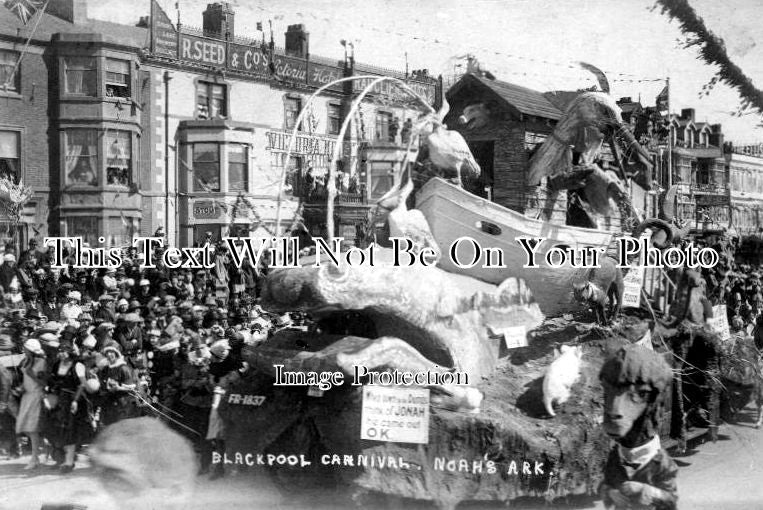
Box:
[0,50,19,93]
[192,143,221,192]
[196,81,227,119]
[106,131,131,186]
[65,130,98,186]
[65,57,97,96]
[0,131,20,183]
[228,144,248,192]
[105,58,130,98]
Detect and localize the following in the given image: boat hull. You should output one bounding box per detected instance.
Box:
[416,178,614,317]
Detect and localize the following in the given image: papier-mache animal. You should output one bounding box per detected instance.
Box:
[572,256,623,325]
[599,345,678,510]
[543,344,584,417]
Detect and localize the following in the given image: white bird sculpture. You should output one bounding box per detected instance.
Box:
[420,98,481,187]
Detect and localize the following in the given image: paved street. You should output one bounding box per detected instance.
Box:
[2,403,762,510]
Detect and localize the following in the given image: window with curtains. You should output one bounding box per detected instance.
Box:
[228,144,248,192]
[192,143,220,192]
[65,130,98,186]
[0,50,19,92]
[196,81,226,119]
[105,59,130,98]
[106,131,131,186]
[64,57,97,96]
[284,97,302,130]
[0,131,20,183]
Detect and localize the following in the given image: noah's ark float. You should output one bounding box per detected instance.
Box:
[218,74,732,509]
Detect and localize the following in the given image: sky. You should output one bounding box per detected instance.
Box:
[88,0,763,142]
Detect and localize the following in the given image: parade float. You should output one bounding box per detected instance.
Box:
[218,74,715,508]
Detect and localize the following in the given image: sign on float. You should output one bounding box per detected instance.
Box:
[360,386,430,444]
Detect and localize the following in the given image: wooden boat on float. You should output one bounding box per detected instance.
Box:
[416,177,615,317]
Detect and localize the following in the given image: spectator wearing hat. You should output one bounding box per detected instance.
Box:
[44,340,93,473]
[99,345,138,427]
[41,291,60,323]
[177,343,214,475]
[116,313,144,368]
[0,361,19,458]
[15,338,48,470]
[94,294,116,325]
[60,291,83,325]
[94,322,116,352]
[0,253,19,293]
[77,312,94,336]
[4,277,25,315]
[206,338,240,480]
[19,239,39,268]
[0,330,14,357]
[136,279,152,305]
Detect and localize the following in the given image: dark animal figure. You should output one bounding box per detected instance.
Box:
[599,345,678,510]
[572,256,623,325]
[661,268,713,328]
[719,336,763,429]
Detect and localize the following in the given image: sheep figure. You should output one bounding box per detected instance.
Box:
[572,256,623,325]
[599,345,678,510]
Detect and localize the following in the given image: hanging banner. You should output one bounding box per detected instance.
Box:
[151,0,178,57]
[360,386,429,444]
[709,305,731,342]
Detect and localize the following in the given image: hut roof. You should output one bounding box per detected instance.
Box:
[447,73,563,120]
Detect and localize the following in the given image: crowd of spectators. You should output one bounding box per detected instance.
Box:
[0,236,291,479]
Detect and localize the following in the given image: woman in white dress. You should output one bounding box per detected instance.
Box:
[14,338,48,470]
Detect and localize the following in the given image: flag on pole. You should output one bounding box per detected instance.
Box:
[3,0,43,24]
[256,21,262,31]
[656,84,669,111]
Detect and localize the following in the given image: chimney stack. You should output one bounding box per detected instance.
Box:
[47,0,88,24]
[203,2,235,39]
[710,123,724,148]
[285,24,309,59]
[680,108,695,122]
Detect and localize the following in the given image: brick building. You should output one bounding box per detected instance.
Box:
[0,0,439,248]
[0,0,146,248]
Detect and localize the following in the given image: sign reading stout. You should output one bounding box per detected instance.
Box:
[192,200,220,220]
